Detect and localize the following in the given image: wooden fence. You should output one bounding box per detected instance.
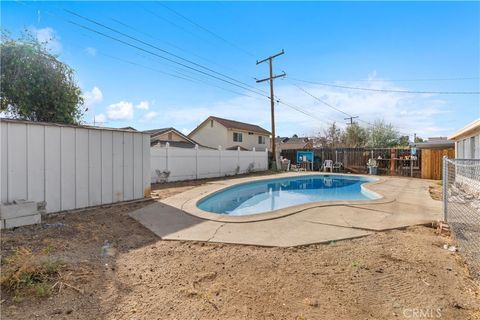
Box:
[281,146,453,179]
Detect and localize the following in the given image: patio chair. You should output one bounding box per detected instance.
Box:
[280,158,291,171]
[333,162,343,173]
[322,160,333,172]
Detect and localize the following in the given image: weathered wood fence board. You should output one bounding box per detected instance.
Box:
[281,146,454,179]
[421,148,455,180]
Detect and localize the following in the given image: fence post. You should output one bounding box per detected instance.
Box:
[265,148,268,170]
[195,144,199,180]
[165,142,170,175]
[252,147,256,171]
[218,145,222,176]
[442,155,448,222]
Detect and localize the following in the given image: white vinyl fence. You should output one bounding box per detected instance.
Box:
[151,144,268,183]
[0,119,151,213]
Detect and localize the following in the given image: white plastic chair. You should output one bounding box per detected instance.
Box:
[322,160,333,172]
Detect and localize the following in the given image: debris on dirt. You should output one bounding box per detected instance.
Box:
[100,240,115,257]
[303,298,319,307]
[1,178,479,320]
[43,222,66,229]
[435,222,451,236]
[443,244,458,252]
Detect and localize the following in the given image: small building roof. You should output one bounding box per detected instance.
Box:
[411,140,454,149]
[143,127,173,135]
[448,118,480,140]
[277,137,313,150]
[143,127,198,145]
[189,116,271,137]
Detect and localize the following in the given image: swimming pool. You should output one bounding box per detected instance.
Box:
[197,175,380,216]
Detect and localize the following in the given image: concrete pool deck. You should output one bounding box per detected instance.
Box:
[129,173,442,247]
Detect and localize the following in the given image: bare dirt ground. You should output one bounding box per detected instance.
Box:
[429,181,443,201]
[1,177,479,320]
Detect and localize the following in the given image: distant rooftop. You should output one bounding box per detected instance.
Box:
[190,116,270,136]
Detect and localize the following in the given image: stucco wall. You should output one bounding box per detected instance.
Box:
[226,129,270,151]
[189,119,270,151]
[189,120,229,149]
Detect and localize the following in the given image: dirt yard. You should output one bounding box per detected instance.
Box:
[1,178,479,320]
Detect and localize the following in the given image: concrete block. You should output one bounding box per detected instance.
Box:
[0,201,37,219]
[4,213,41,229]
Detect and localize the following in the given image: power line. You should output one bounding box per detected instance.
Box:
[63,11,336,127]
[293,84,354,118]
[59,16,268,98]
[156,2,256,57]
[98,51,265,100]
[64,9,268,97]
[276,100,332,126]
[14,1,335,128]
[296,76,479,82]
[108,17,235,72]
[143,7,218,48]
[288,77,480,95]
[291,84,415,136]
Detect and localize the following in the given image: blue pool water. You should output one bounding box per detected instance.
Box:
[197,175,380,216]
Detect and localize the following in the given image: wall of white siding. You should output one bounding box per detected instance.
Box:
[0,120,150,213]
[455,134,480,159]
[151,145,268,183]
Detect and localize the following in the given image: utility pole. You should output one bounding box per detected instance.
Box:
[256,50,286,168]
[344,116,359,125]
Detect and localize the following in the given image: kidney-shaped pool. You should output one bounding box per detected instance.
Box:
[197,175,380,216]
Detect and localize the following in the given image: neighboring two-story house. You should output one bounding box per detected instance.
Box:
[188,116,271,151]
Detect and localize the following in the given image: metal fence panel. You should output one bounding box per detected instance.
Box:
[0,119,151,213]
[443,157,480,278]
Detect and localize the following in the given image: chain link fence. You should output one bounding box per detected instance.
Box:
[443,158,480,279]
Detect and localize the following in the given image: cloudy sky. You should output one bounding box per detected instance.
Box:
[2,1,479,139]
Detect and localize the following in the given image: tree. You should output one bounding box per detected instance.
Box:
[397,135,410,147]
[323,122,343,148]
[414,136,424,143]
[344,123,368,147]
[367,120,400,147]
[1,33,85,124]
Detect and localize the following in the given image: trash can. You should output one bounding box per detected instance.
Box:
[368,166,378,175]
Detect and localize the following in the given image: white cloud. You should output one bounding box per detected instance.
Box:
[83,86,103,108]
[160,77,452,139]
[135,101,150,110]
[28,26,62,54]
[84,47,97,56]
[106,101,134,120]
[141,111,159,121]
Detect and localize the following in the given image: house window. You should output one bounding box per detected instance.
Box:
[258,136,265,144]
[471,136,476,159]
[457,141,463,158]
[210,120,214,128]
[233,132,243,142]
